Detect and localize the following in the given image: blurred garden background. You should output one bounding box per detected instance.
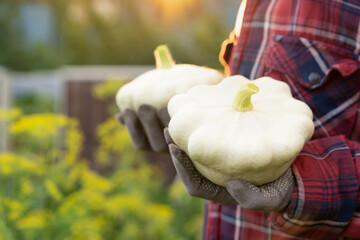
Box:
[0,0,238,239]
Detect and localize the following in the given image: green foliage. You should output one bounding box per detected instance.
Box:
[0,0,229,71]
[0,106,203,239]
[0,2,65,71]
[92,79,127,115]
[92,79,126,102]
[15,94,55,115]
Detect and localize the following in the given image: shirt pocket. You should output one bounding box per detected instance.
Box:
[263,35,360,90]
[263,35,360,139]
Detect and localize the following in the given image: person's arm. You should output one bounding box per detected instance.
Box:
[261,61,360,238]
[270,136,360,239]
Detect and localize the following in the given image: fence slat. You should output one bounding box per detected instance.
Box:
[0,68,10,151]
[67,80,109,165]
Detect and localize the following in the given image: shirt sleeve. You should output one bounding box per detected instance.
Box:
[270,136,360,239]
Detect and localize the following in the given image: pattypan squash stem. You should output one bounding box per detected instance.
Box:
[154,45,175,69]
[232,83,259,112]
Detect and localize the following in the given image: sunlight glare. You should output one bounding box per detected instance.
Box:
[149,0,203,23]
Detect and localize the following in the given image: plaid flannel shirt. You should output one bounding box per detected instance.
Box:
[204,0,360,239]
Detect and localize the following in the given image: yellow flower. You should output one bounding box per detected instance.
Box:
[16,210,50,229]
[69,217,105,240]
[44,180,63,202]
[0,108,22,122]
[1,198,24,220]
[0,164,12,175]
[7,113,84,168]
[9,113,68,138]
[81,170,111,192]
[81,190,107,211]
[58,190,106,216]
[0,153,41,175]
[20,180,34,195]
[18,157,41,174]
[146,203,174,224]
[96,118,131,154]
[0,153,14,175]
[104,194,144,215]
[65,122,84,165]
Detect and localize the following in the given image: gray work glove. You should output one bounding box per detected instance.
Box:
[117,104,170,153]
[164,128,295,212]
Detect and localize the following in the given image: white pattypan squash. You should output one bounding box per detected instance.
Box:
[167,75,314,186]
[116,45,223,112]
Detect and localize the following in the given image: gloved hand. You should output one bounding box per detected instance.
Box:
[117,104,170,153]
[164,128,295,212]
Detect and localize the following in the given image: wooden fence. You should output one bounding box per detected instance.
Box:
[7,65,153,157]
[62,66,154,163]
[3,65,176,185]
[62,66,176,185]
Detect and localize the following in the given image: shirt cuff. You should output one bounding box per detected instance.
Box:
[270,135,360,239]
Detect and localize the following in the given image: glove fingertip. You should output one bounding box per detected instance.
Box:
[157,107,171,127]
[137,104,156,117]
[225,179,260,199]
[225,179,245,193]
[169,143,193,166]
[163,128,174,145]
[168,143,181,156]
[115,112,124,124]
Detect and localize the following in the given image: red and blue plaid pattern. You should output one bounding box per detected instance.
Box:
[204,0,360,239]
